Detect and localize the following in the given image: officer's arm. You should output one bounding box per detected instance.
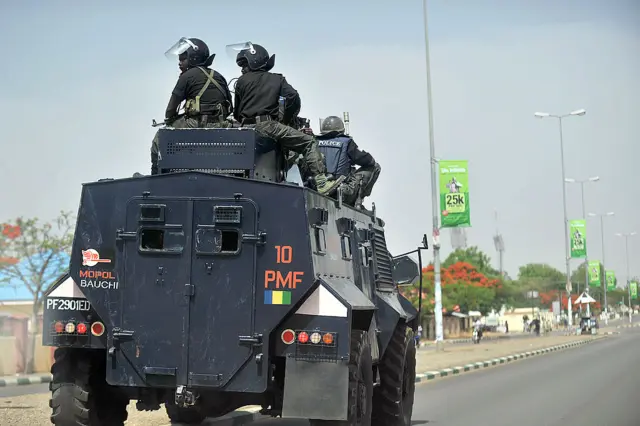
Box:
[165,74,189,120]
[347,141,376,167]
[215,72,234,116]
[279,77,301,122]
[165,95,182,121]
[233,77,245,122]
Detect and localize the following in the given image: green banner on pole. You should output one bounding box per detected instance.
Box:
[605,270,616,290]
[439,160,471,228]
[588,260,601,287]
[569,219,587,258]
[630,281,638,300]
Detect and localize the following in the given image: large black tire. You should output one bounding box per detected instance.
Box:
[50,348,128,426]
[371,323,416,426]
[310,330,374,426]
[165,398,207,424]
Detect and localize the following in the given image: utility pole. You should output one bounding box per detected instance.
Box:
[493,210,505,277]
[589,211,615,325]
[565,176,599,316]
[422,0,444,349]
[616,232,636,324]
[534,109,587,329]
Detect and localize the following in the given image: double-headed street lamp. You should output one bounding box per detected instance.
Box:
[565,176,599,315]
[616,232,637,324]
[534,109,587,328]
[588,211,615,325]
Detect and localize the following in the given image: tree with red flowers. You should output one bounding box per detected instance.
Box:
[400,260,502,315]
[0,211,75,373]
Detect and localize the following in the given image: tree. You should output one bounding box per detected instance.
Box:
[443,246,500,277]
[400,261,501,315]
[517,263,565,292]
[0,211,75,373]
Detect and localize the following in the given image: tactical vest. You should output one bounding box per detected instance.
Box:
[317,136,352,176]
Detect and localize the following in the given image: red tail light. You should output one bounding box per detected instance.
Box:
[91,322,105,337]
[297,331,309,344]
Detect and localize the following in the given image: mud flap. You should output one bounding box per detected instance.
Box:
[281,358,349,420]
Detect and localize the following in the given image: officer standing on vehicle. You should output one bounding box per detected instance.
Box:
[316,116,381,209]
[150,37,234,175]
[231,42,342,196]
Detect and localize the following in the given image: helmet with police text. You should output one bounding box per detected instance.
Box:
[320,116,345,135]
[232,42,275,72]
[165,37,215,69]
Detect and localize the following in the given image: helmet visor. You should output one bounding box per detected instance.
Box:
[225,42,256,61]
[165,37,198,60]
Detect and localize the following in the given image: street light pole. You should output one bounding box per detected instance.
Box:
[588,211,615,325]
[566,176,599,316]
[422,0,444,349]
[534,109,586,329]
[616,232,637,324]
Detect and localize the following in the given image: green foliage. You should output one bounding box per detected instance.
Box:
[443,282,495,314]
[0,211,75,373]
[0,211,75,306]
[443,246,500,277]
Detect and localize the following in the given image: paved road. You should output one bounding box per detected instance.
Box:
[248,328,639,426]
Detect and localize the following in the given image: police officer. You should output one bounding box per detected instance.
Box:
[316,116,381,208]
[150,37,234,175]
[232,42,342,196]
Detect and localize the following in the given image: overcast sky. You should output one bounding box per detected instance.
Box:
[0,0,638,282]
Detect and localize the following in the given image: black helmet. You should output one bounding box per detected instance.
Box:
[165,37,215,68]
[320,116,345,134]
[233,42,275,71]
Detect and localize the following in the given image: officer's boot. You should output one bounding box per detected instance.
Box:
[314,174,346,196]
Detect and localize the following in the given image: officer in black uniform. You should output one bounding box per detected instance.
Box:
[150,37,234,175]
[316,116,381,208]
[232,42,342,196]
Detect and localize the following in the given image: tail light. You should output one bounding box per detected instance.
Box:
[91,321,105,337]
[281,329,295,345]
[297,331,309,344]
[288,330,337,347]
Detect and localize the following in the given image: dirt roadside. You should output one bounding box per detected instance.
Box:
[0,334,605,426]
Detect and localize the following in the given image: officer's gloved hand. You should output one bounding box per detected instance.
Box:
[301,127,314,136]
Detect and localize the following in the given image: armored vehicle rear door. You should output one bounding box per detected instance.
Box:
[115,199,193,387]
[188,199,258,388]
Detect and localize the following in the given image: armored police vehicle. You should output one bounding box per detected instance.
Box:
[43,124,420,425]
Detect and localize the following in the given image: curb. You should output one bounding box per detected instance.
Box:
[414,336,604,383]
[616,323,640,329]
[0,374,51,387]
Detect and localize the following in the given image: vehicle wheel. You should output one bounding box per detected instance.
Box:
[310,330,373,426]
[50,348,128,426]
[165,399,207,424]
[371,323,416,426]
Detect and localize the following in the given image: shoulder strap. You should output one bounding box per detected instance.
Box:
[195,66,226,97]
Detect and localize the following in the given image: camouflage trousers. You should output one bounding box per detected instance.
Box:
[340,162,381,207]
[253,120,326,176]
[150,116,232,175]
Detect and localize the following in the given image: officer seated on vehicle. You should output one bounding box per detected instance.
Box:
[316,116,381,209]
[231,42,343,196]
[150,37,234,175]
